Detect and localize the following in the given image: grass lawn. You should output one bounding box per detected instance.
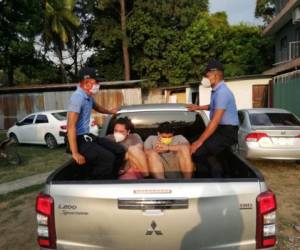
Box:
[0,131,70,184]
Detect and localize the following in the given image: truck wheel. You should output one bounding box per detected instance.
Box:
[45,134,58,149]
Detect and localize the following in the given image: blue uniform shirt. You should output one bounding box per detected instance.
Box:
[209,81,239,126]
[67,87,95,135]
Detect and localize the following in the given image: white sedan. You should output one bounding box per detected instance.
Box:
[7,110,99,149]
[237,108,300,160]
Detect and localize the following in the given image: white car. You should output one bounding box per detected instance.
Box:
[7,110,99,149]
[237,108,300,160]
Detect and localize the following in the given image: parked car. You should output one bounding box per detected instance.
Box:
[58,112,99,142]
[36,104,277,250]
[237,108,300,160]
[7,110,99,149]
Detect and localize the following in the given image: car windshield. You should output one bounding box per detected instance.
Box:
[107,111,206,142]
[249,113,300,126]
[52,112,67,121]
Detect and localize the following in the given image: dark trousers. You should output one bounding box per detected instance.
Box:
[76,134,125,180]
[192,125,238,178]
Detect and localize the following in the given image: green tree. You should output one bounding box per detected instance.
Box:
[222,24,274,76]
[43,0,80,83]
[0,0,42,85]
[127,0,209,84]
[255,0,275,25]
[90,0,133,80]
[18,53,61,84]
[175,12,273,79]
[88,1,272,84]
[162,12,229,84]
[66,0,96,80]
[91,0,208,82]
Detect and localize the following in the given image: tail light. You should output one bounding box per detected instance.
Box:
[245,132,269,142]
[256,191,277,249]
[60,125,67,130]
[297,134,300,138]
[36,193,56,249]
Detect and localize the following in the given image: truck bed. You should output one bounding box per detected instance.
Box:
[42,153,266,250]
[48,150,262,183]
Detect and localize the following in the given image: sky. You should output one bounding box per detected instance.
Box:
[209,0,263,25]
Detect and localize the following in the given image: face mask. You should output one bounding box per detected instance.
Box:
[160,137,173,145]
[201,77,211,88]
[80,79,99,95]
[114,132,126,142]
[90,84,100,94]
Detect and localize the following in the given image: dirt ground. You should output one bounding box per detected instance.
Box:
[0,160,299,250]
[250,160,300,250]
[0,188,40,250]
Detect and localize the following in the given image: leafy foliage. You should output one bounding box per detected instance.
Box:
[42,0,80,82]
[0,0,274,86]
[43,0,80,46]
[0,0,44,85]
[255,0,275,24]
[222,24,274,76]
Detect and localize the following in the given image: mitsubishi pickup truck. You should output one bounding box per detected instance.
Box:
[35,104,277,250]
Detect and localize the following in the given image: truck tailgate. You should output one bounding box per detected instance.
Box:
[51,181,260,250]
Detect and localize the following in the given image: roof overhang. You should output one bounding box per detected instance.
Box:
[0,80,146,94]
[263,57,300,75]
[263,0,299,36]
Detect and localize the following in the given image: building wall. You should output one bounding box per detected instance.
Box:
[142,89,165,104]
[199,78,271,110]
[274,21,300,63]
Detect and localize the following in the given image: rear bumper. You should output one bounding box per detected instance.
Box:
[244,143,300,160]
[56,137,65,145]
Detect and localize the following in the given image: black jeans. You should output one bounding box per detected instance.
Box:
[76,134,125,180]
[192,125,238,178]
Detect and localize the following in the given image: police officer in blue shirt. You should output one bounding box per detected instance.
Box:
[67,67,125,179]
[187,59,239,177]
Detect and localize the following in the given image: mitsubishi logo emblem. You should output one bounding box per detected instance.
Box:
[145,221,163,235]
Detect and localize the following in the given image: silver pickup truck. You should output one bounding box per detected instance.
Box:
[36,104,277,250]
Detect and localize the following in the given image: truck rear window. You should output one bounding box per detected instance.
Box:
[107,111,206,142]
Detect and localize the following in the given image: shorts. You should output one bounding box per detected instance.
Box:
[160,154,182,179]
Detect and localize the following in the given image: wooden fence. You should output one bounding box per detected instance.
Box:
[0,88,142,130]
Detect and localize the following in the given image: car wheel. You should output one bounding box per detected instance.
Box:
[45,134,58,149]
[9,133,19,145]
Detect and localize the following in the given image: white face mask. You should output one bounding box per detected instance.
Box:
[114,132,126,142]
[90,84,100,94]
[201,77,211,88]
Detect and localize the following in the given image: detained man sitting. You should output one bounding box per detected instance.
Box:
[144,122,194,179]
[106,117,149,179]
